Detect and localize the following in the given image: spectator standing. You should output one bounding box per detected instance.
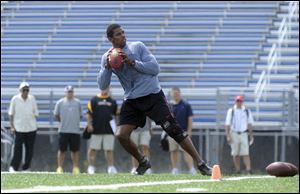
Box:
[8,82,39,172]
[225,95,254,174]
[54,85,82,174]
[169,87,196,175]
[86,88,118,174]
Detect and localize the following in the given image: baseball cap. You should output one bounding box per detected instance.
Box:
[235,95,244,102]
[19,82,30,90]
[65,85,74,92]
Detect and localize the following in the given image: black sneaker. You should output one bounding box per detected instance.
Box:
[198,162,212,176]
[135,157,151,175]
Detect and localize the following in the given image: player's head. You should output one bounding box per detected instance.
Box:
[235,95,244,107]
[65,85,74,99]
[106,23,126,48]
[171,87,182,102]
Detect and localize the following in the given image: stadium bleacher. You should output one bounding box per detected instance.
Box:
[1,1,299,128]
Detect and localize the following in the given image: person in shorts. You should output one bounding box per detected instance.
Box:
[97,23,212,175]
[168,87,196,175]
[225,95,254,174]
[54,85,82,174]
[86,87,118,174]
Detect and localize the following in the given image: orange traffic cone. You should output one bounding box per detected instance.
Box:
[211,165,222,181]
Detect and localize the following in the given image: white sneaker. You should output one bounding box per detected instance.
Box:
[189,167,197,175]
[9,166,16,173]
[107,166,117,174]
[130,167,137,175]
[146,168,153,174]
[171,168,179,175]
[87,166,95,174]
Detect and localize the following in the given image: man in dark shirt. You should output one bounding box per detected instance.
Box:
[86,87,118,174]
[168,87,196,174]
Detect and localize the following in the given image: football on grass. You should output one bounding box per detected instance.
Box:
[266,162,298,177]
[109,48,123,69]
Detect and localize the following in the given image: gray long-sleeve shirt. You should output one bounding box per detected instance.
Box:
[97,41,161,99]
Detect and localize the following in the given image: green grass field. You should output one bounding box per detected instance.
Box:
[1,173,299,193]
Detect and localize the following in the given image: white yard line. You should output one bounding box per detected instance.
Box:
[1,175,275,193]
[176,188,208,192]
[1,171,58,175]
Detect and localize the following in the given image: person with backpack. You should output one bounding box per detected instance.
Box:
[225,95,254,174]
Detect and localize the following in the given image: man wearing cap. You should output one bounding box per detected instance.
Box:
[8,82,39,172]
[54,86,82,174]
[225,95,254,174]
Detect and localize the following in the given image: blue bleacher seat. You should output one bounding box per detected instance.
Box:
[1,1,298,127]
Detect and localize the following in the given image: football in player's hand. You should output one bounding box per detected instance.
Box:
[108,48,123,69]
[266,162,298,177]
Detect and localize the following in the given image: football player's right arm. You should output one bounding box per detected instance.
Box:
[97,53,113,90]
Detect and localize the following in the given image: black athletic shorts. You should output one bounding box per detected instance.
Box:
[119,90,177,129]
[58,133,80,152]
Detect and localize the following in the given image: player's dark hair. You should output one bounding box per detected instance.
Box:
[106,23,121,38]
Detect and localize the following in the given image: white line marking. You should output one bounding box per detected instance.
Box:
[176,188,207,192]
[1,171,58,175]
[1,175,275,193]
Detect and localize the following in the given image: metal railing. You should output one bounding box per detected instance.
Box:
[1,87,298,129]
[254,1,299,119]
[1,116,14,167]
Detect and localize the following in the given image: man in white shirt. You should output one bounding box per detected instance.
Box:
[8,82,39,172]
[225,95,254,174]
